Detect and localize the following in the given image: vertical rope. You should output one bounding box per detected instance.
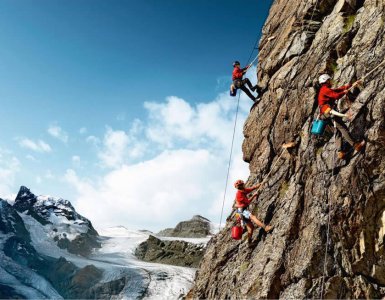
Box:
[218,93,241,230]
[218,38,259,230]
[320,126,337,298]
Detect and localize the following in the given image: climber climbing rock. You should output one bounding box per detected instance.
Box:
[233,179,272,244]
[232,61,262,102]
[317,74,365,159]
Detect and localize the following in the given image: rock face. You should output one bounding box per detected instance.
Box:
[157,215,211,238]
[135,235,205,268]
[14,186,100,256]
[190,0,385,298]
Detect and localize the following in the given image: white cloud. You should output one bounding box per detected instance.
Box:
[65,70,260,230]
[66,149,230,230]
[98,128,130,168]
[0,149,21,199]
[48,125,69,143]
[18,138,52,153]
[79,127,87,135]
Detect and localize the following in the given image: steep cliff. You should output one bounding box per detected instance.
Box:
[190,0,385,298]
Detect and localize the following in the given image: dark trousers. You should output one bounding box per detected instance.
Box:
[233,78,257,101]
[326,116,356,151]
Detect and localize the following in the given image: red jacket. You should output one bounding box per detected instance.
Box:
[318,84,351,114]
[235,188,254,208]
[232,66,248,81]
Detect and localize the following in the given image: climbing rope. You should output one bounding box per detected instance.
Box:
[218,92,241,230]
[252,144,293,196]
[347,59,385,93]
[320,127,337,298]
[218,37,260,230]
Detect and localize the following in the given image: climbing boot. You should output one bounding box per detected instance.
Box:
[354,140,366,152]
[338,151,347,159]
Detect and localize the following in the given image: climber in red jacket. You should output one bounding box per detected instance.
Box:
[317,74,365,159]
[234,179,272,244]
[232,61,262,102]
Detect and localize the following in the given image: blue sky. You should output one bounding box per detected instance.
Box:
[0,0,271,231]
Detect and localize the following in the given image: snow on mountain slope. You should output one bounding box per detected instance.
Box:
[96,226,200,299]
[18,221,199,299]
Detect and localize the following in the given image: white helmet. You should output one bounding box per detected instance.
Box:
[319,74,331,84]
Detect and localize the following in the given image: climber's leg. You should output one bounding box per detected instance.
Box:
[334,117,355,147]
[250,214,272,232]
[243,78,254,89]
[245,221,254,243]
[240,85,257,102]
[333,117,356,159]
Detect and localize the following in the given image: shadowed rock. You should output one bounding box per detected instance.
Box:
[135,235,205,268]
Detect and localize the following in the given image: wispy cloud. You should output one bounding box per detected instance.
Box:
[18,138,52,153]
[48,125,69,143]
[86,135,100,146]
[26,154,38,162]
[79,127,87,135]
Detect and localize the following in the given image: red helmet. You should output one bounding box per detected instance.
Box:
[234,180,244,188]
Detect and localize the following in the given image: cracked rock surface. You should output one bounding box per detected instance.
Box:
[189,0,385,298]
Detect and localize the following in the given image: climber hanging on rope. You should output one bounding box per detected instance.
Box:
[317,74,365,159]
[233,179,272,244]
[231,61,262,102]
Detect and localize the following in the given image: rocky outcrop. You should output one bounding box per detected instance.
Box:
[190,0,385,298]
[157,215,211,238]
[135,235,205,268]
[14,186,100,256]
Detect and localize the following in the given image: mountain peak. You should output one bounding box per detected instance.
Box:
[14,186,37,212]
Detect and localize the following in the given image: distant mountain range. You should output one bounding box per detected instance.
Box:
[0,186,212,299]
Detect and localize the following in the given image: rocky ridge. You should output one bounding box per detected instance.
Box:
[157,215,212,238]
[190,0,385,298]
[135,235,205,268]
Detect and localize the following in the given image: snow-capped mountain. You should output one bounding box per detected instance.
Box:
[13,186,100,256]
[0,186,204,299]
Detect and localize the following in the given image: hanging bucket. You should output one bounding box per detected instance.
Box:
[311,119,327,135]
[231,225,243,240]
